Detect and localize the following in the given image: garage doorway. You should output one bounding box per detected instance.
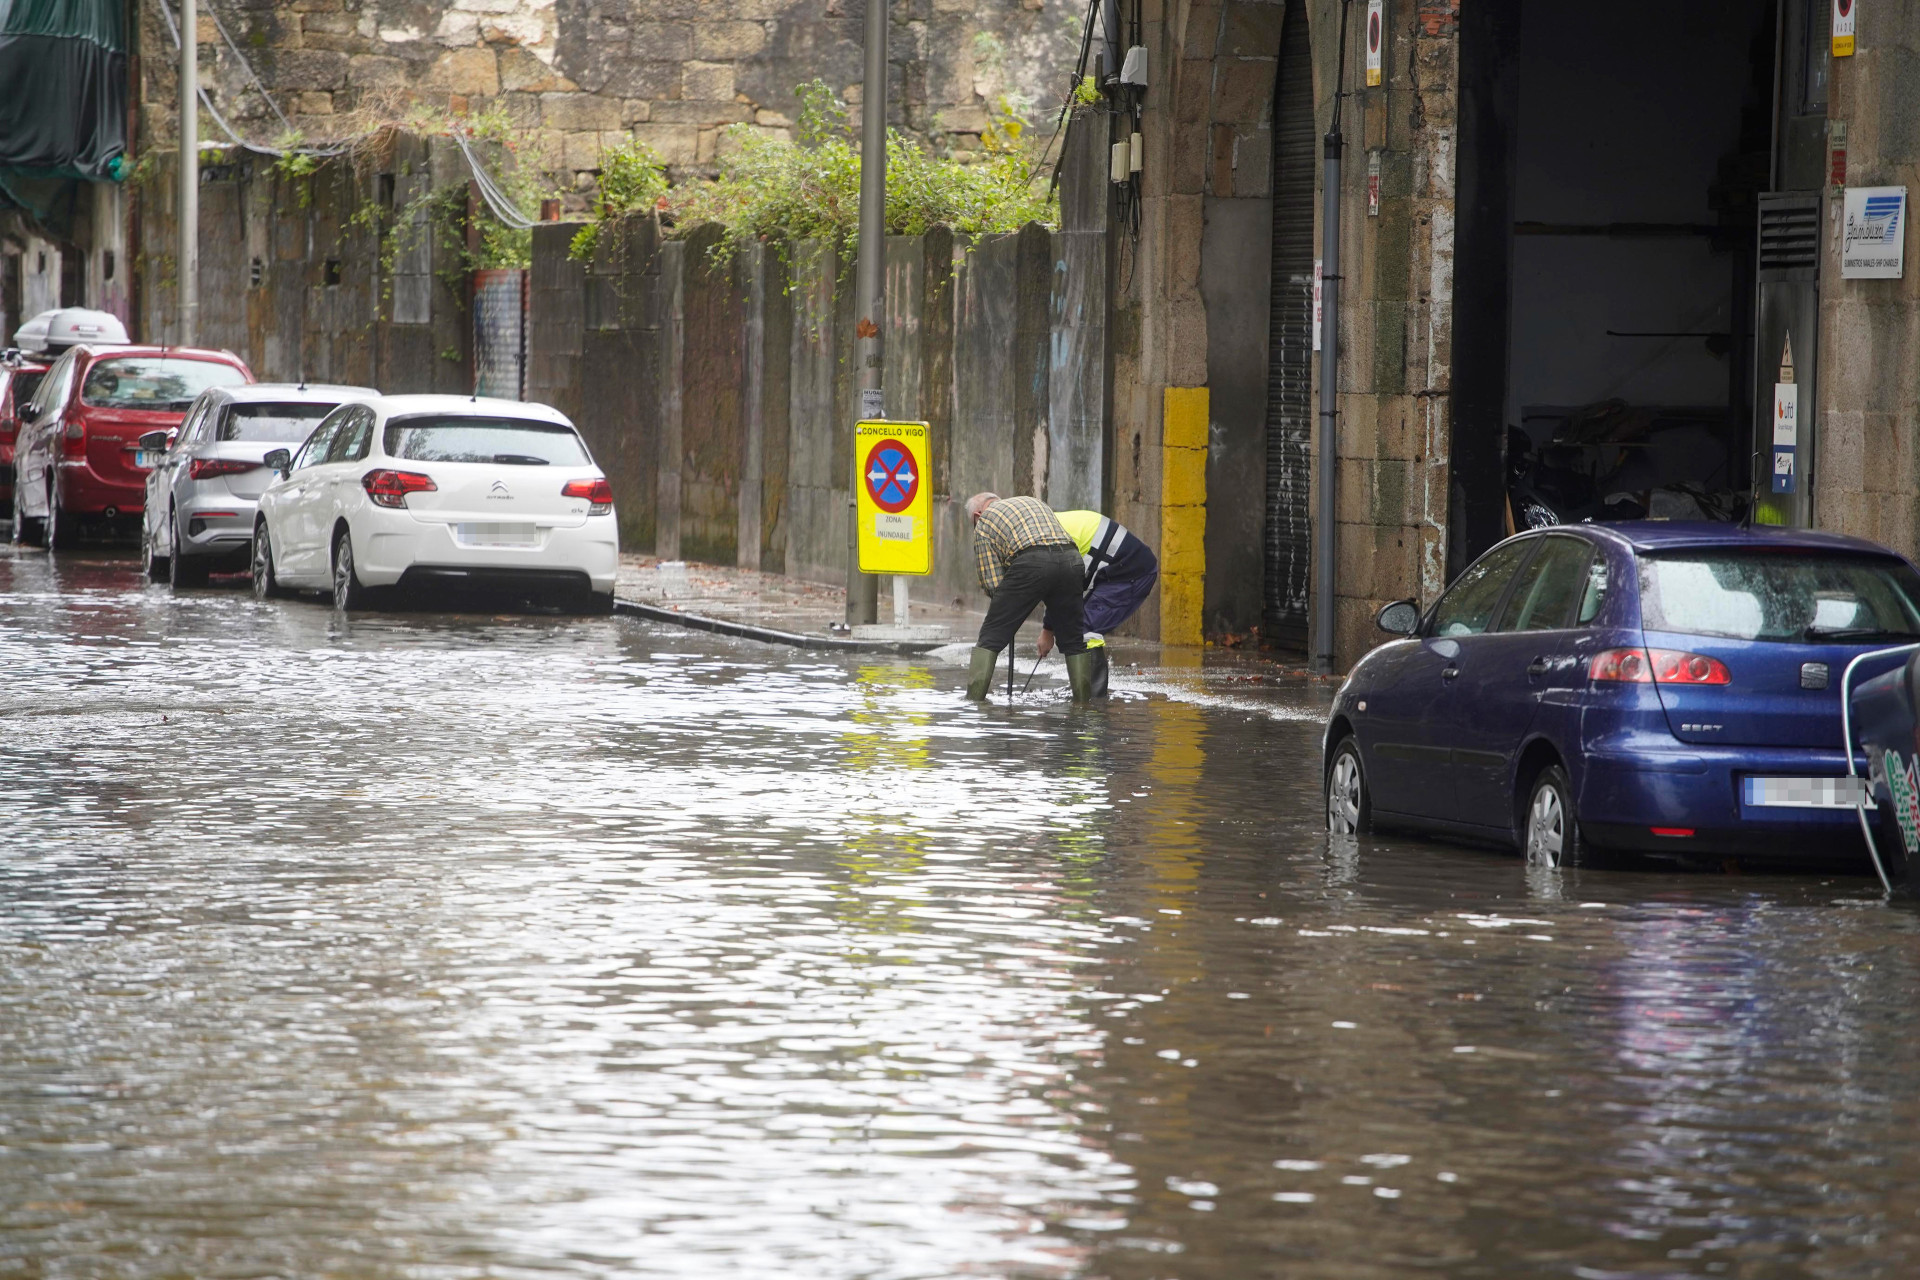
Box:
[1451,0,1783,573]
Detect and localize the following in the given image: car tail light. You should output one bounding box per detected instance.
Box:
[1650,827,1696,838]
[188,457,257,480]
[1590,647,1731,686]
[60,419,84,458]
[562,476,615,515]
[362,468,437,508]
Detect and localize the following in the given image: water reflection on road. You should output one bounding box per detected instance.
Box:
[3,548,1917,1278]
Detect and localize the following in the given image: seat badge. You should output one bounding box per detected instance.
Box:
[1801,662,1830,690]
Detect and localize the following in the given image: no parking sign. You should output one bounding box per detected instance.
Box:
[855,420,932,575]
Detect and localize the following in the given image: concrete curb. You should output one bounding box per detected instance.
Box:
[612,598,951,655]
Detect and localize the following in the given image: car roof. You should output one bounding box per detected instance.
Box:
[363,393,575,426]
[208,382,379,403]
[65,344,251,368]
[1546,520,1910,560]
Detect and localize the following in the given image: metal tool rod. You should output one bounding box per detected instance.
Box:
[846,0,886,627]
[179,0,199,345]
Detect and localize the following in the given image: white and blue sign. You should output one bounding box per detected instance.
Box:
[1772,381,1798,494]
[1842,186,1907,279]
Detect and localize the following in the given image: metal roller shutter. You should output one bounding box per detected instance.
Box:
[1264,0,1315,647]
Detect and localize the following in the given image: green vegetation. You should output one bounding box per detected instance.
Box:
[670,79,1057,259]
[567,138,670,262]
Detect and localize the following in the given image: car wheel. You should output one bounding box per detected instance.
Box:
[142,523,169,581]
[251,522,283,601]
[1326,736,1372,835]
[579,589,615,616]
[46,485,77,551]
[332,526,372,611]
[168,510,209,589]
[1523,765,1586,868]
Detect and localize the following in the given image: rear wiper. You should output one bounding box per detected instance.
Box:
[492,453,549,466]
[1804,625,1917,642]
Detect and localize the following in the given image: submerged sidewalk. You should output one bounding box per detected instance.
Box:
[614,553,1333,713]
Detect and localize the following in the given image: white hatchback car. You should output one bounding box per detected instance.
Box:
[251,394,618,612]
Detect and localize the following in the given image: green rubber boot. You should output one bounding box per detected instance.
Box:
[1066,649,1099,702]
[965,646,999,700]
[1088,646,1110,697]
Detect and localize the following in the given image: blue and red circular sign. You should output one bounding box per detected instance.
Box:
[863,439,919,514]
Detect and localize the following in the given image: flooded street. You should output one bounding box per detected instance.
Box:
[7,548,1920,1279]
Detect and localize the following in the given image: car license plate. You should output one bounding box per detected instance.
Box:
[134,450,162,469]
[455,522,539,547]
[1742,776,1874,809]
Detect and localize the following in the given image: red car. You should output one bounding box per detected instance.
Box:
[0,354,51,522]
[12,344,252,547]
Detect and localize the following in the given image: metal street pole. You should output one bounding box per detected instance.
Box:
[846,0,885,626]
[1312,0,1353,676]
[179,0,199,345]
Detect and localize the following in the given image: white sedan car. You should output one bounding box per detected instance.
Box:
[251,395,618,612]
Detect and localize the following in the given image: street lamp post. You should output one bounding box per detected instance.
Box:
[846,0,885,626]
[179,0,199,345]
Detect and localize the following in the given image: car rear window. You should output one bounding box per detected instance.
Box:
[220,402,336,443]
[1640,551,1920,643]
[8,369,46,409]
[382,415,590,466]
[81,358,246,410]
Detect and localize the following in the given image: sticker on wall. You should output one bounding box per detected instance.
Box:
[1366,0,1384,86]
[1772,383,1798,495]
[1772,335,1797,496]
[1367,150,1382,217]
[1312,260,1323,353]
[1841,185,1906,279]
[1829,119,1849,190]
[1832,0,1855,57]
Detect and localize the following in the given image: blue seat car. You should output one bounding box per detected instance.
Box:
[1323,522,1920,867]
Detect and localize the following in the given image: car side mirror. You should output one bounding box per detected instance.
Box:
[1376,599,1421,636]
[263,448,292,472]
[136,429,169,451]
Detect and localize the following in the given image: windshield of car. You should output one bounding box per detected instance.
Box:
[81,358,246,410]
[1640,551,1920,643]
[219,402,337,443]
[383,415,590,466]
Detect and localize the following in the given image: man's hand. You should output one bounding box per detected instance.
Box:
[1036,628,1054,659]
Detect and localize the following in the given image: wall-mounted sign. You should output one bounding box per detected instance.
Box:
[1833,0,1855,57]
[1772,382,1798,495]
[1841,185,1906,279]
[1367,150,1381,216]
[1829,119,1848,189]
[1366,0,1384,86]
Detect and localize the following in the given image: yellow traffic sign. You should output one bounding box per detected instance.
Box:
[855,420,931,575]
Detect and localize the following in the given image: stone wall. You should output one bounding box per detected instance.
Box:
[526,208,1105,617]
[138,0,1087,191]
[133,135,470,393]
[1816,1,1920,555]
[1118,0,1459,665]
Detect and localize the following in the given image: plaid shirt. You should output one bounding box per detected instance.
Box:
[972,496,1073,595]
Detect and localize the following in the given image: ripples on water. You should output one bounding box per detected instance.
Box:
[3,551,1919,1279]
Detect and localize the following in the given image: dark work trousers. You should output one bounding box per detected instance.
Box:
[1045,536,1159,637]
[978,546,1089,656]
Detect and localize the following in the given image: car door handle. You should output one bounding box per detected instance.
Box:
[1527,658,1549,678]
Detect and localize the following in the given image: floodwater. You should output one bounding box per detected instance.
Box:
[5,549,1920,1280]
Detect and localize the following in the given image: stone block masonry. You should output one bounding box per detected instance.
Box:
[136,0,1091,199]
